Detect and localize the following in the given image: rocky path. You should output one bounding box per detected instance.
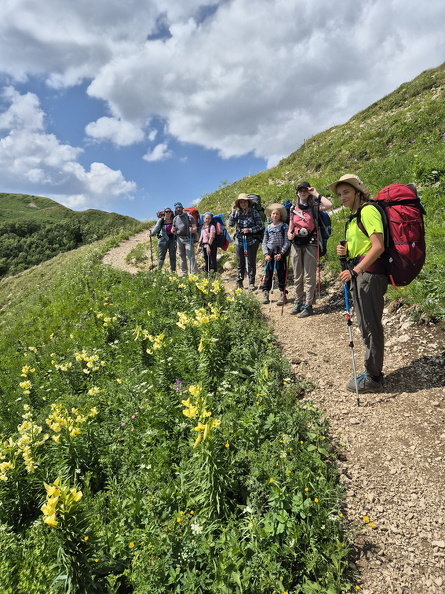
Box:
[103,233,445,593]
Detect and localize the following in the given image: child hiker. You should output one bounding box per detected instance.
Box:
[197,212,217,275]
[261,203,290,305]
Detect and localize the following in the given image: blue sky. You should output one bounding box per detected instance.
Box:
[0,1,444,222]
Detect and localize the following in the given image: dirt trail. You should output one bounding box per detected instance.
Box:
[103,233,445,593]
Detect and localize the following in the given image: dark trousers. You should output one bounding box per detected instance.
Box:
[352,272,388,377]
[263,258,287,291]
[201,243,217,273]
[235,240,260,284]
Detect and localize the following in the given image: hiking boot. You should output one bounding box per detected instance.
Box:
[298,304,313,318]
[346,372,384,394]
[236,280,244,289]
[262,291,270,304]
[276,291,286,306]
[290,301,304,315]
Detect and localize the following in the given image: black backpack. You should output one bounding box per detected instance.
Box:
[247,194,267,222]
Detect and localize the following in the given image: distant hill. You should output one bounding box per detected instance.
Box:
[0,193,143,277]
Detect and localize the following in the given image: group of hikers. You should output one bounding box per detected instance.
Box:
[149,174,389,395]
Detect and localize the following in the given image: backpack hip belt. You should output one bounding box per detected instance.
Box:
[349,256,386,275]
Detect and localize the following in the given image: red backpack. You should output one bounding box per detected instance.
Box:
[183,207,200,227]
[355,183,426,288]
[291,206,316,244]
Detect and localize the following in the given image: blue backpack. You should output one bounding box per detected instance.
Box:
[318,210,332,256]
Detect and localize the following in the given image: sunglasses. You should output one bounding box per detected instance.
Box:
[164,210,172,213]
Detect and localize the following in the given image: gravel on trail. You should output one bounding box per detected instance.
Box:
[103,233,445,593]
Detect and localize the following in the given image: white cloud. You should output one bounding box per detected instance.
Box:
[0,87,136,210]
[143,142,173,162]
[85,116,144,146]
[1,0,444,185]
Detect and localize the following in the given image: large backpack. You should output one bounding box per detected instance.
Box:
[354,183,426,288]
[247,194,267,223]
[318,210,332,256]
[184,207,200,227]
[290,206,316,245]
[198,213,231,251]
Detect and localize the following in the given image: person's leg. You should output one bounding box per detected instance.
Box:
[184,236,198,274]
[235,241,246,285]
[277,257,286,291]
[168,237,177,272]
[303,245,317,306]
[247,241,259,286]
[209,243,218,273]
[353,273,388,378]
[290,244,304,313]
[177,238,188,275]
[157,239,167,270]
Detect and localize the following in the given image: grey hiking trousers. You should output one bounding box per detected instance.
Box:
[352,272,388,377]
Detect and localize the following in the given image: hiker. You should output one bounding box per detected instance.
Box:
[228,193,264,289]
[288,181,332,317]
[172,202,198,275]
[149,208,177,272]
[198,212,217,275]
[261,203,290,305]
[330,174,387,394]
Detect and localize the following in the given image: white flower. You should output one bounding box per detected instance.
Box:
[190,522,203,535]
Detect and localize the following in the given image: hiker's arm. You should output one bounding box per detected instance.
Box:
[227,211,237,227]
[249,209,264,234]
[318,195,332,211]
[310,187,332,211]
[288,213,295,239]
[151,219,162,237]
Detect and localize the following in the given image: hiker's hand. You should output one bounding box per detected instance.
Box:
[241,228,249,234]
[309,186,319,197]
[265,254,271,261]
[339,269,353,283]
[148,231,152,238]
[274,254,281,261]
[287,231,294,240]
[337,244,347,256]
[206,246,211,254]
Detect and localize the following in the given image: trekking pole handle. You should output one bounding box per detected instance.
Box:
[339,240,348,272]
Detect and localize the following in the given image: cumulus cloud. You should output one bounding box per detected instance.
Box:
[143,143,173,162]
[0,0,444,208]
[85,116,144,146]
[0,87,136,210]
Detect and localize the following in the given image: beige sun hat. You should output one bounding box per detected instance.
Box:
[329,174,371,198]
[265,202,288,222]
[233,193,254,209]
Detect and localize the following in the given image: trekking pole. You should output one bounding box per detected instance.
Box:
[269,259,277,312]
[339,241,360,407]
[281,255,290,316]
[259,260,269,292]
[149,233,154,269]
[243,235,250,289]
[189,232,193,275]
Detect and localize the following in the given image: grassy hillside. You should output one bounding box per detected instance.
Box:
[0,193,145,277]
[0,241,350,593]
[197,62,445,322]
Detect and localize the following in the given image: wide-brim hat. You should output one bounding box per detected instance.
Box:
[233,193,253,209]
[265,203,288,222]
[329,174,370,198]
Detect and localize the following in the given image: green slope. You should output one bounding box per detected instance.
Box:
[197,62,445,322]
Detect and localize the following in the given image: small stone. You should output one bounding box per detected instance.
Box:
[432,540,445,548]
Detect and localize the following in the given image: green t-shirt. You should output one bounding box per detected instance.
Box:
[346,204,384,258]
